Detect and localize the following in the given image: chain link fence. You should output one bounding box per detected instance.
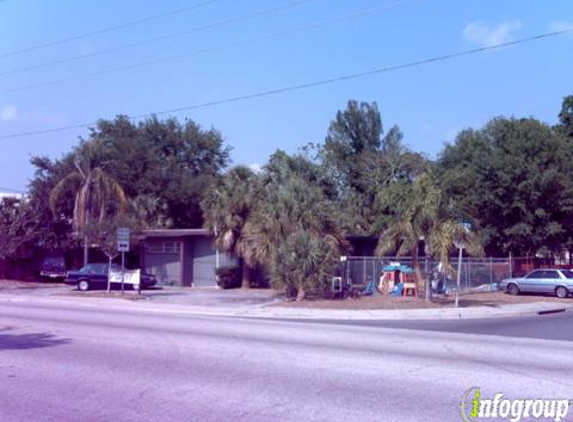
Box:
[341,256,512,293]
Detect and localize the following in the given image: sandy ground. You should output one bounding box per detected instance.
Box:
[1,279,571,310]
[274,291,573,310]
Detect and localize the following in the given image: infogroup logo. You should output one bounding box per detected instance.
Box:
[460,387,571,422]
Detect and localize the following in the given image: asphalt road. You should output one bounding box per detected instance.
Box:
[296,311,573,342]
[1,300,573,422]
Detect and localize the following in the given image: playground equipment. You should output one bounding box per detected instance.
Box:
[378,263,417,297]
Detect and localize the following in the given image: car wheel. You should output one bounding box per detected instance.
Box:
[78,280,90,292]
[507,283,520,296]
[555,286,569,299]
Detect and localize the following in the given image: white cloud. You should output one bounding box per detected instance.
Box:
[247,163,263,173]
[548,21,573,32]
[463,20,523,47]
[0,104,18,122]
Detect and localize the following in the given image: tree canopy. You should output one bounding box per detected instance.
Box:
[4,93,573,293]
[439,116,573,256]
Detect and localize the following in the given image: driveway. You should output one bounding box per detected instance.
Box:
[136,286,283,308]
[0,280,283,308]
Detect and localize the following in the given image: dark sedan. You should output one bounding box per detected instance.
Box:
[65,263,157,291]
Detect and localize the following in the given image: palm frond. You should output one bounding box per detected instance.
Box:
[48,172,82,214]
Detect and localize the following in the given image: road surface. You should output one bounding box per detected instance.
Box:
[1,299,572,422]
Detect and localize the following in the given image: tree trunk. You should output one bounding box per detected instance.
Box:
[107,256,112,293]
[83,209,90,266]
[83,234,89,266]
[296,286,306,302]
[412,249,428,302]
[241,260,251,289]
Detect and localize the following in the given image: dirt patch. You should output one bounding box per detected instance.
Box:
[273,291,573,310]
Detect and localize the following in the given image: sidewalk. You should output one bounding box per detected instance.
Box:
[0,290,571,321]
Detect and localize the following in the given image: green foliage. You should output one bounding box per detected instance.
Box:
[558,94,573,137]
[85,115,230,228]
[376,171,483,301]
[438,117,573,255]
[215,266,242,289]
[49,144,129,233]
[0,198,38,266]
[270,231,340,301]
[320,100,426,233]
[237,157,346,299]
[33,115,230,234]
[201,165,260,288]
[84,214,139,260]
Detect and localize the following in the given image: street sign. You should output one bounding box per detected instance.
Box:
[117,227,130,252]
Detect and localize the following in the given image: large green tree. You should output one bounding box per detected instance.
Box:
[320,100,426,234]
[0,198,38,278]
[239,152,347,300]
[438,117,573,256]
[31,115,231,240]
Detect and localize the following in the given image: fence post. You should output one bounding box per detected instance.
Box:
[490,256,493,291]
[455,247,463,308]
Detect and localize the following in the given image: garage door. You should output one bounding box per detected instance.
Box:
[144,240,182,286]
[192,237,217,287]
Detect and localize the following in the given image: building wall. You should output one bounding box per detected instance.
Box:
[142,234,238,287]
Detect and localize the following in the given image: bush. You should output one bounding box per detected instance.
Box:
[216,266,241,289]
[270,231,340,301]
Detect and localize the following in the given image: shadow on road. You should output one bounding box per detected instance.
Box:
[0,329,71,351]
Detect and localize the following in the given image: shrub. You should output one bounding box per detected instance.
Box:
[270,231,340,301]
[216,266,241,289]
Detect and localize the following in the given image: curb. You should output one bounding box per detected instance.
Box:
[0,293,571,322]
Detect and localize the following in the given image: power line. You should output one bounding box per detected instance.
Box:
[0,0,327,78]
[1,27,571,140]
[0,0,427,93]
[0,0,228,59]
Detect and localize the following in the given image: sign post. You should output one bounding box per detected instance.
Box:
[117,227,130,295]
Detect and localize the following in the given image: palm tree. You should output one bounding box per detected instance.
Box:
[201,166,259,288]
[239,176,346,300]
[376,210,425,295]
[49,151,128,265]
[376,172,482,301]
[130,194,173,230]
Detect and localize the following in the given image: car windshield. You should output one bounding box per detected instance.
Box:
[560,270,573,279]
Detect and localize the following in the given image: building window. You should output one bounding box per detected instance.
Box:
[148,241,181,254]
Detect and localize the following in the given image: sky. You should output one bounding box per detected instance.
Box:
[0,0,571,192]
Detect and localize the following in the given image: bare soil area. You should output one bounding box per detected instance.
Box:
[274,291,573,310]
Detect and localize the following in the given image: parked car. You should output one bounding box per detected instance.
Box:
[65,263,157,292]
[40,256,67,280]
[499,268,573,298]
